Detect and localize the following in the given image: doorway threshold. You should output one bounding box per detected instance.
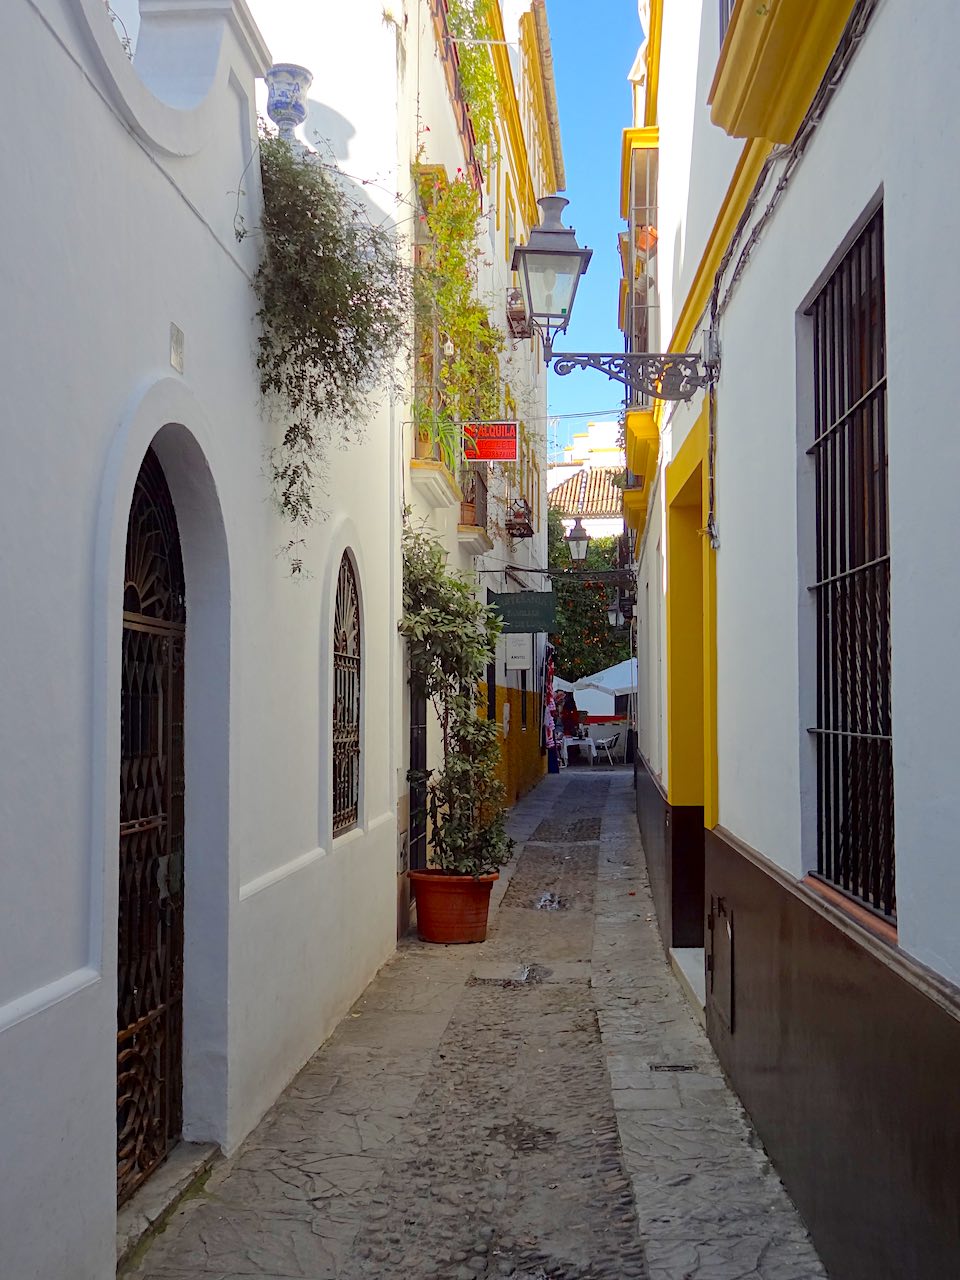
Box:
[117,1141,218,1273]
[669,946,706,1026]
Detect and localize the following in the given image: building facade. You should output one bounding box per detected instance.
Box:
[0,0,561,1275]
[623,0,960,1274]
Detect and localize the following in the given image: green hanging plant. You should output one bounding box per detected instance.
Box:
[447,0,499,154]
[413,172,504,471]
[240,131,409,554]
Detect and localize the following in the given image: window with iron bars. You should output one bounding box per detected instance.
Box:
[333,552,362,835]
[806,206,894,921]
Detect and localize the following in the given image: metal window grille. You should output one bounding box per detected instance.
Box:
[333,553,361,835]
[807,206,894,920]
[719,0,737,43]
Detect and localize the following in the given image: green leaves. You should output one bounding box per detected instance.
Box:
[414,175,504,463]
[250,134,409,536]
[547,509,631,682]
[401,524,510,876]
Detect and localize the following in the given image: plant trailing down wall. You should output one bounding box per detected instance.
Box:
[400,522,511,875]
[244,132,408,564]
[414,172,504,472]
[547,509,631,682]
[447,0,498,153]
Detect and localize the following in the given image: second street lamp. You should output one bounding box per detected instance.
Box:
[566,517,590,565]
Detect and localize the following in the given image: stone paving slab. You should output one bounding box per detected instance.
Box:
[128,773,826,1280]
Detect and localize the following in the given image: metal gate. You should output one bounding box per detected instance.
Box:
[409,684,428,870]
[117,448,186,1205]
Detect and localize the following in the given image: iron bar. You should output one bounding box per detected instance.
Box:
[808,206,894,920]
[548,351,708,401]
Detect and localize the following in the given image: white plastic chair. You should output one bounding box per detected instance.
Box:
[594,732,620,767]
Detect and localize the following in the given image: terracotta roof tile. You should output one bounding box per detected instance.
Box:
[548,467,623,518]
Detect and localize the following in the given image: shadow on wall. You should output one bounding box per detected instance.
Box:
[303,100,399,235]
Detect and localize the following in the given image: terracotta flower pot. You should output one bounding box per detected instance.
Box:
[408,869,499,943]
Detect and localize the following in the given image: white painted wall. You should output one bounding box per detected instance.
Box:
[0,1,404,1273]
[638,0,960,984]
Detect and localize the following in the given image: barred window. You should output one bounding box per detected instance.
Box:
[333,553,361,835]
[807,206,894,920]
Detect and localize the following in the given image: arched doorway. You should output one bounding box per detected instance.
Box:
[117,447,186,1204]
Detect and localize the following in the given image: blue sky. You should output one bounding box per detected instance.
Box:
[544,2,643,457]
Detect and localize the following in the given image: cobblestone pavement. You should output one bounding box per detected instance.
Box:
[129,772,826,1280]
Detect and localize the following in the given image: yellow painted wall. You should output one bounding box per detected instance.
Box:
[665,408,719,827]
[480,682,547,805]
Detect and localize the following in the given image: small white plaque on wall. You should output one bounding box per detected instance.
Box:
[505,634,532,670]
[170,322,185,374]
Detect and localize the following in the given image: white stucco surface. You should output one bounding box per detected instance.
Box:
[635,0,960,983]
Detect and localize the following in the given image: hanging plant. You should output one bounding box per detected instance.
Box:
[241,131,409,549]
[447,0,499,154]
[414,173,504,470]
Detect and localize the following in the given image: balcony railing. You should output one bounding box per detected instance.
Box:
[460,463,488,530]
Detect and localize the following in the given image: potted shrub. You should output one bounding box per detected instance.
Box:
[401,525,512,942]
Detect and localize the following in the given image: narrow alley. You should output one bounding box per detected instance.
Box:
[127,774,825,1280]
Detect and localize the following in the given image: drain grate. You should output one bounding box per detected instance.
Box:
[649,1063,697,1073]
[468,963,552,989]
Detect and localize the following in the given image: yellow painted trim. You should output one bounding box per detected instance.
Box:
[489,2,538,227]
[619,126,659,221]
[644,0,663,127]
[666,137,772,355]
[618,277,628,333]
[664,408,718,825]
[709,0,858,143]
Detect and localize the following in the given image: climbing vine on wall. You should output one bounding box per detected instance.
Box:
[447,0,499,154]
[243,132,409,558]
[414,172,504,470]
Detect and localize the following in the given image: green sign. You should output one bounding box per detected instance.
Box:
[488,591,556,634]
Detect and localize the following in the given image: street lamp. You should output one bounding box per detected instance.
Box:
[606,592,624,628]
[566,517,590,565]
[510,197,592,359]
[511,197,714,402]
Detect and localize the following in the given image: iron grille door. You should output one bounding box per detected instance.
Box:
[117,448,186,1204]
[409,684,428,871]
[807,207,894,920]
[333,554,361,834]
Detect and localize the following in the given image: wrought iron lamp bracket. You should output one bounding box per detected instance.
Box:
[548,350,711,402]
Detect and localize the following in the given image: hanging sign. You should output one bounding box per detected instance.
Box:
[489,590,556,634]
[463,421,519,462]
[505,634,533,670]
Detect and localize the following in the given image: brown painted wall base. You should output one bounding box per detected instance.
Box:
[635,752,704,948]
[705,828,960,1279]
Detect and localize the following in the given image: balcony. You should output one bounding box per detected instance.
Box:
[411,436,462,509]
[709,0,859,144]
[505,497,535,540]
[458,464,494,555]
[506,287,532,340]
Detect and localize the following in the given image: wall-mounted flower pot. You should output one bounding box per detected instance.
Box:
[408,869,498,943]
[460,499,477,526]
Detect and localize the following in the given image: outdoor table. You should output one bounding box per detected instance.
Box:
[563,735,597,764]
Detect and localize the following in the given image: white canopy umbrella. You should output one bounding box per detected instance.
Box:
[573,657,638,698]
[554,676,615,719]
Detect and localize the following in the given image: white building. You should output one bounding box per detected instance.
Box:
[547,419,625,540]
[0,0,560,1275]
[623,0,960,1274]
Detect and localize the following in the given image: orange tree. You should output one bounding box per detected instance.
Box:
[547,509,631,682]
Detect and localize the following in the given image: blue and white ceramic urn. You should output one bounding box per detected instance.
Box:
[264,64,313,144]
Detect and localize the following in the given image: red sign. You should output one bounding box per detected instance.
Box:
[463,421,519,462]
